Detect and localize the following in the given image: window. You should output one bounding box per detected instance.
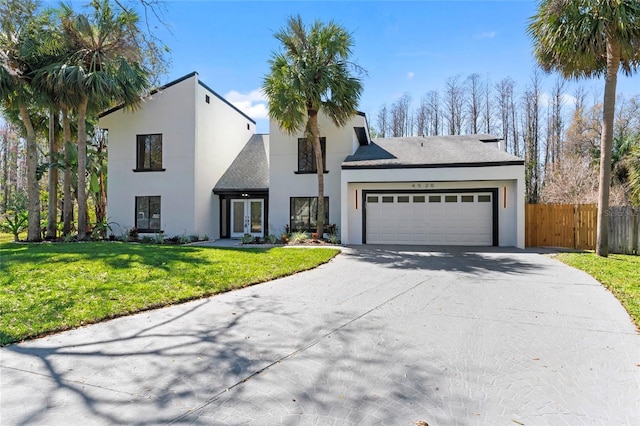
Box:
[135,196,161,231]
[398,196,410,203]
[445,195,458,203]
[290,197,329,231]
[136,134,163,171]
[429,195,441,203]
[413,196,425,203]
[297,137,326,173]
[461,195,474,202]
[205,95,210,104]
[382,196,394,203]
[367,196,379,203]
[478,195,491,202]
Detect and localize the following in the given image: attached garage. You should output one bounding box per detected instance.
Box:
[340,135,526,248]
[364,190,497,245]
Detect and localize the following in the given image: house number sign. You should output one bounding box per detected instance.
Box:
[410,183,436,189]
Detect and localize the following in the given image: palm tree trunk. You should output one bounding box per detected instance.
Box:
[77,97,89,240]
[18,103,41,242]
[62,107,73,235]
[595,36,620,257]
[46,108,58,239]
[309,111,325,237]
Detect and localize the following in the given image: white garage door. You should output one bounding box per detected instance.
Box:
[365,192,494,245]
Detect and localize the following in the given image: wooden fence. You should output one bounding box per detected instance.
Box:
[526,204,639,254]
[526,204,597,250]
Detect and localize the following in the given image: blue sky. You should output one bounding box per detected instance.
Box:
[115,1,639,133]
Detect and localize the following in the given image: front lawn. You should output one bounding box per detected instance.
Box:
[0,234,339,345]
[555,252,640,328]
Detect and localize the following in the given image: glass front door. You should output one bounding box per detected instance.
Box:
[230,199,263,238]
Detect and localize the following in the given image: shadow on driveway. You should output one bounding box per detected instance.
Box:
[344,244,546,276]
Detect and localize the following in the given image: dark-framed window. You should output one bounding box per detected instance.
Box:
[290,197,329,232]
[135,196,161,231]
[136,134,163,171]
[297,137,326,173]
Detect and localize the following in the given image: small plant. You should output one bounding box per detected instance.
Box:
[63,233,76,243]
[91,219,117,240]
[119,230,130,242]
[203,234,210,241]
[140,235,154,244]
[289,231,309,244]
[241,233,254,244]
[189,234,199,243]
[177,233,190,244]
[128,227,139,242]
[327,224,340,244]
[265,234,277,244]
[0,210,28,242]
[153,232,165,244]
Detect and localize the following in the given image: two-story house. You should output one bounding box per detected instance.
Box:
[99,72,256,239]
[102,72,526,248]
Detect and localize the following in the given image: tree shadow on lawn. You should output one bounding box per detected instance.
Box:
[345,245,545,277]
[0,242,242,271]
[1,290,472,425]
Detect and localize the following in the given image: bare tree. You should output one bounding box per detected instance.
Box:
[444,75,465,135]
[495,77,519,154]
[521,71,542,203]
[390,93,412,137]
[425,90,441,136]
[545,78,565,171]
[482,74,493,134]
[376,104,389,138]
[466,73,482,134]
[415,97,428,136]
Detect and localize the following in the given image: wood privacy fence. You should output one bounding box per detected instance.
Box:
[526,204,640,254]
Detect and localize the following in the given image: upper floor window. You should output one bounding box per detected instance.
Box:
[297,137,326,173]
[136,134,163,171]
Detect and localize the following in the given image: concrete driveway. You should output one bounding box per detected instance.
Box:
[1,246,639,425]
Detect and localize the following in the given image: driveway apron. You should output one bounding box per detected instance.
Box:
[1,246,639,425]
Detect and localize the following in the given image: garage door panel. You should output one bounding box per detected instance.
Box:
[366,191,493,246]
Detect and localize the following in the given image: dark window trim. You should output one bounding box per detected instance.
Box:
[289,196,329,232]
[297,137,327,173]
[361,188,499,246]
[294,170,329,175]
[136,133,163,171]
[133,168,166,172]
[135,195,162,233]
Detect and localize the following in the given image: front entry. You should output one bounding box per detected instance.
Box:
[230,199,264,238]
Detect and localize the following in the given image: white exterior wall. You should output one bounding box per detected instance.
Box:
[340,165,525,248]
[101,75,197,238]
[194,83,255,239]
[268,113,367,235]
[101,73,255,239]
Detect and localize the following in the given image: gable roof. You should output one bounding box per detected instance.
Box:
[342,134,524,169]
[99,71,255,124]
[213,134,269,193]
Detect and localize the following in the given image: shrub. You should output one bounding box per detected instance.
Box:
[265,234,278,244]
[289,231,309,244]
[241,233,254,244]
[0,210,28,242]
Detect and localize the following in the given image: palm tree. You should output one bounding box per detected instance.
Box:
[529,0,640,256]
[48,0,150,240]
[263,15,364,237]
[0,0,49,241]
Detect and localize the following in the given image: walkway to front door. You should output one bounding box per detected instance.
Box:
[230,199,263,238]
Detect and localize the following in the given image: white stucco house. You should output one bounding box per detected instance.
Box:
[101,72,526,248]
[99,72,256,239]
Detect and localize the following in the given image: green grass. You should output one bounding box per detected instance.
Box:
[554,252,640,328]
[0,233,339,345]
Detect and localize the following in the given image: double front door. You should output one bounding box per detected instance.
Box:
[231,199,263,238]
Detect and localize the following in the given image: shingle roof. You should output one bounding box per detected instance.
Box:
[214,134,269,193]
[342,134,524,169]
